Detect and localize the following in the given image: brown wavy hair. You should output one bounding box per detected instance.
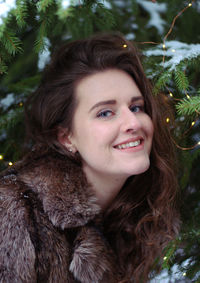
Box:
[25,31,179,282]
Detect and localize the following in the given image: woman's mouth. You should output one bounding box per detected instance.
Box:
[114,139,142,149]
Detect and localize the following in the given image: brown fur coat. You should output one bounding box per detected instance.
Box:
[0,147,122,283]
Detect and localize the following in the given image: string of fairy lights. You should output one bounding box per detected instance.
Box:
[0,1,200,173]
[137,1,200,152]
[162,1,200,151]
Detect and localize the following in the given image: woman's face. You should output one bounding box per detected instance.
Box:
[65,69,154,180]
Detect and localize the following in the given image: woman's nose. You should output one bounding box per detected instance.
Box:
[121,108,142,133]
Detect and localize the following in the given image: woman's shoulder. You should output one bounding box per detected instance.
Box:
[0,161,37,282]
[0,145,74,198]
[0,146,101,230]
[0,164,25,208]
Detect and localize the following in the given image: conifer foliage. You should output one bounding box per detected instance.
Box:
[0,0,200,281]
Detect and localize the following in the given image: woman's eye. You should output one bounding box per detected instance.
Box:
[130,105,144,113]
[97,110,113,118]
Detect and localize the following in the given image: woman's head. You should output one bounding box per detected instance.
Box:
[58,68,154,181]
[26,32,156,161]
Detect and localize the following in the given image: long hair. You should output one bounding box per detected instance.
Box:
[25,31,179,282]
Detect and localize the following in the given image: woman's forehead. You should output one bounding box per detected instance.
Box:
[74,69,143,107]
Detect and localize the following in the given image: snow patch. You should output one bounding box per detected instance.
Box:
[98,0,112,9]
[0,0,16,25]
[60,0,71,9]
[196,1,200,12]
[38,37,51,70]
[136,0,167,35]
[145,40,200,71]
[126,33,135,40]
[0,93,15,109]
[150,262,192,282]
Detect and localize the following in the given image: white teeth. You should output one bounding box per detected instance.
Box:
[116,140,141,149]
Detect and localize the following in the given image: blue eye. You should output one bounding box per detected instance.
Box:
[130,105,144,113]
[97,110,113,118]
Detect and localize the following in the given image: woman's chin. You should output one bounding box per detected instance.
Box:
[127,159,150,176]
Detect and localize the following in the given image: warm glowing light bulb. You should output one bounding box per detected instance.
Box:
[171,49,176,52]
[186,94,190,99]
[191,121,195,126]
[198,141,200,145]
[162,44,166,49]
[188,3,192,7]
[8,162,13,166]
[0,155,3,160]
[163,256,167,260]
[19,102,23,107]
[183,272,186,276]
[166,118,170,123]
[123,44,127,48]
[169,92,173,97]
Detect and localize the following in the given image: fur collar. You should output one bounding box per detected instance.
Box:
[3,146,101,230]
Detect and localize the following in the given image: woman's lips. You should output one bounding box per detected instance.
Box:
[113,137,144,149]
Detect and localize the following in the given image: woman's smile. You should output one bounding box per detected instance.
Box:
[113,137,143,149]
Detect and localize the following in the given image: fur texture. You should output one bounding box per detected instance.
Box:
[0,147,121,282]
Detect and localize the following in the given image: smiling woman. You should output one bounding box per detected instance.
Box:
[57,69,154,209]
[0,32,179,282]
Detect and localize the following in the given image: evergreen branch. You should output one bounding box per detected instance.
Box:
[34,19,50,52]
[0,108,24,131]
[174,67,189,92]
[179,149,200,188]
[0,57,8,74]
[14,0,28,28]
[34,1,55,53]
[0,22,6,38]
[176,96,200,116]
[145,41,200,71]
[153,71,172,94]
[57,6,75,21]
[95,2,116,29]
[36,0,55,12]
[83,16,93,36]
[162,238,181,270]
[1,31,23,55]
[186,55,200,70]
[0,9,13,37]
[8,75,41,93]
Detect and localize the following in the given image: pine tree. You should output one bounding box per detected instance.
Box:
[0,0,200,281]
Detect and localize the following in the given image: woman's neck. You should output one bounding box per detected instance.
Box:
[83,165,127,210]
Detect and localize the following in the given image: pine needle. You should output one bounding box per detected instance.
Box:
[176,96,200,116]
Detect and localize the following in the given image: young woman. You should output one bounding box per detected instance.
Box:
[0,32,179,282]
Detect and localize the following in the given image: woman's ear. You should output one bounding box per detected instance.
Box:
[57,127,77,153]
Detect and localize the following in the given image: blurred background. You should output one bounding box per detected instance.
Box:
[0,0,200,281]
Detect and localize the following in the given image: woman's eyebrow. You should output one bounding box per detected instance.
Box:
[131,96,144,103]
[89,96,143,113]
[89,100,116,112]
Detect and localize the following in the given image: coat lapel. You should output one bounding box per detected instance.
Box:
[16,147,101,229]
[69,224,119,283]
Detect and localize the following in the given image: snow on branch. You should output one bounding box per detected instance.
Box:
[0,0,16,25]
[145,41,200,71]
[136,0,167,34]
